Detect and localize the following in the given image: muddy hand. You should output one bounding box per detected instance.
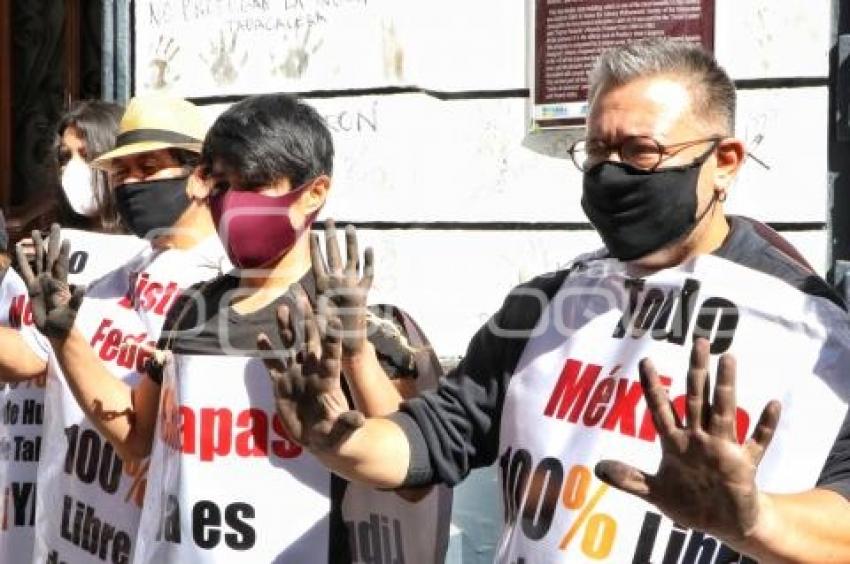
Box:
[595,338,781,542]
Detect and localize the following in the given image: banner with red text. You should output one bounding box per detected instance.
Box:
[495,253,850,562]
[135,354,331,563]
[0,269,50,564]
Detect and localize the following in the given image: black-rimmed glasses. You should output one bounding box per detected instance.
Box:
[568,135,723,172]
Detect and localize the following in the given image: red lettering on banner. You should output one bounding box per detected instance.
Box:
[602,377,644,435]
[90,318,155,371]
[542,359,602,421]
[156,283,180,316]
[235,409,268,457]
[544,358,751,444]
[118,271,180,316]
[142,281,163,311]
[200,408,233,461]
[161,402,303,461]
[7,294,34,328]
[271,414,302,458]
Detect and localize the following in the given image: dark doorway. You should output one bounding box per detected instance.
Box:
[0,0,104,243]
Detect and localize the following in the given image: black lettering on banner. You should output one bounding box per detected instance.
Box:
[192,499,256,550]
[46,549,69,564]
[22,398,43,424]
[224,502,255,550]
[3,399,19,424]
[63,425,122,494]
[613,278,739,351]
[68,251,89,275]
[1,481,38,527]
[632,511,660,564]
[663,278,700,345]
[357,515,381,563]
[58,494,132,563]
[662,522,688,562]
[520,457,563,540]
[631,288,665,339]
[692,297,739,354]
[499,448,617,558]
[346,513,407,564]
[612,278,645,338]
[500,447,532,525]
[633,510,758,564]
[193,500,222,549]
[13,434,41,462]
[156,493,182,543]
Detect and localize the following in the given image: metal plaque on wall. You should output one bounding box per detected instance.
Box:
[533,0,715,129]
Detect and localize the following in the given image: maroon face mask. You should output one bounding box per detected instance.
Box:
[209,183,317,270]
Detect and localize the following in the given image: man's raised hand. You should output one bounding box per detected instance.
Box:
[15,224,84,339]
[257,284,364,451]
[311,218,373,356]
[595,338,781,543]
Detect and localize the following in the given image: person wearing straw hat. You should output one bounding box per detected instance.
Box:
[90,92,213,247]
[15,93,231,564]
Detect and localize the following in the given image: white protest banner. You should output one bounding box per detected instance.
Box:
[33,272,152,564]
[61,229,149,287]
[495,253,850,563]
[0,269,50,564]
[33,236,226,564]
[136,354,331,563]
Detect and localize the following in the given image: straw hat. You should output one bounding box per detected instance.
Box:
[91,93,208,171]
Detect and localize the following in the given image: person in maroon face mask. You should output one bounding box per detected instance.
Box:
[24,93,451,563]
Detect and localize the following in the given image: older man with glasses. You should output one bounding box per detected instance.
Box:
[260,38,850,562]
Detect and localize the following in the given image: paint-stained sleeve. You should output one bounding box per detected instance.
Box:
[388,269,573,488]
[366,304,443,388]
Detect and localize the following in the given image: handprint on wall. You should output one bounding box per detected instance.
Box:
[146,35,181,90]
[201,30,249,86]
[271,27,323,79]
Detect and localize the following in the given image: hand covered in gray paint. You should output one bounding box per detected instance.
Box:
[16,224,85,339]
[595,338,781,544]
[311,218,374,357]
[257,284,364,451]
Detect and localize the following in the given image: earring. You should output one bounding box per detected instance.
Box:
[716,190,727,203]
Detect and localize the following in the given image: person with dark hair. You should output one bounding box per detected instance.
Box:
[56,100,125,231]
[258,38,850,562]
[17,101,150,286]
[11,93,233,564]
[23,92,451,563]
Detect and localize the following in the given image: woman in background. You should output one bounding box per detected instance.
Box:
[56,100,125,231]
[50,100,148,284]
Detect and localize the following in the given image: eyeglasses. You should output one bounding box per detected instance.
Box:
[567,135,723,172]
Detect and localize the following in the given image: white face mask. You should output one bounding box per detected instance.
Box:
[61,158,97,216]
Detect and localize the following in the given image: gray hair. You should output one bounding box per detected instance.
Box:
[588,39,736,134]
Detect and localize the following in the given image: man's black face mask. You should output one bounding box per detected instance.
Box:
[114,177,191,239]
[581,147,717,261]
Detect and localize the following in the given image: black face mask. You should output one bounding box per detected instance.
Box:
[115,177,191,239]
[581,150,716,261]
